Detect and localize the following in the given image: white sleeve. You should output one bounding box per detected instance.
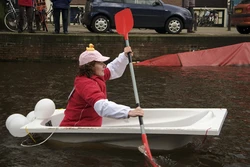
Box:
[107,52,129,80]
[94,99,131,119]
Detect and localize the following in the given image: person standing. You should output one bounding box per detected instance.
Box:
[184,0,195,33]
[34,0,47,31]
[51,0,71,34]
[17,0,35,33]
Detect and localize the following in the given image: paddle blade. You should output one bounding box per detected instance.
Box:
[115,8,134,40]
[138,145,161,167]
[142,134,153,159]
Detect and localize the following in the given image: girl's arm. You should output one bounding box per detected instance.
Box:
[94,99,144,119]
[107,52,129,80]
[94,99,130,118]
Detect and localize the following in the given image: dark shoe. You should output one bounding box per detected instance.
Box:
[53,31,59,34]
[64,31,68,34]
[28,30,35,33]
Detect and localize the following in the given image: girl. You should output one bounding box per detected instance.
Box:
[60,44,144,126]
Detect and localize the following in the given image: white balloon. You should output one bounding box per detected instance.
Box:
[8,116,29,137]
[6,114,25,130]
[26,111,36,122]
[34,98,55,119]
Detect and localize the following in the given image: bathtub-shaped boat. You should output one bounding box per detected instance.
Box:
[19,108,227,150]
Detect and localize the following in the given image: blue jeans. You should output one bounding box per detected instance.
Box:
[53,8,69,33]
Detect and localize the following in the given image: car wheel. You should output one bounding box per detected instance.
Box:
[91,15,110,33]
[155,28,166,34]
[86,25,94,32]
[236,26,250,34]
[165,17,183,34]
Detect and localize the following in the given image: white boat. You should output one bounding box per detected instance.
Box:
[19,108,227,150]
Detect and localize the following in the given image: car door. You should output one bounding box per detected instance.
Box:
[97,0,125,26]
[123,0,165,28]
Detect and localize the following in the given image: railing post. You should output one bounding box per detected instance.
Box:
[227,0,234,31]
[194,12,197,31]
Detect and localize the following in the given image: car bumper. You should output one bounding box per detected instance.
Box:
[231,14,250,26]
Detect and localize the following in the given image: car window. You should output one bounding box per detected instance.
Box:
[124,0,156,5]
[103,0,123,3]
[240,0,250,4]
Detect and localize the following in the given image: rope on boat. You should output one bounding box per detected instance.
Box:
[202,127,211,144]
[25,127,37,143]
[20,126,58,147]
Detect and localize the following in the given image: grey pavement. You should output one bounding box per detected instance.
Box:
[37,24,243,36]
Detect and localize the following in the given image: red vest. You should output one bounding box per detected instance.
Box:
[60,68,111,127]
[35,0,46,11]
[18,0,33,7]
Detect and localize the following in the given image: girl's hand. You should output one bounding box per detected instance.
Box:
[124,46,133,57]
[128,107,144,117]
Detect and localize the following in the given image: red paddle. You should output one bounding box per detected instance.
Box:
[115,8,159,167]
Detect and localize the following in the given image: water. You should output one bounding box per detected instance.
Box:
[0,62,250,167]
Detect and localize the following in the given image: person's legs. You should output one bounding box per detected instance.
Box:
[35,11,41,31]
[187,7,195,33]
[53,8,60,33]
[41,10,47,31]
[26,6,35,33]
[18,6,25,33]
[62,9,69,33]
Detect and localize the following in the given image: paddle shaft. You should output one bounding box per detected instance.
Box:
[115,9,157,166]
[125,40,153,159]
[125,40,141,114]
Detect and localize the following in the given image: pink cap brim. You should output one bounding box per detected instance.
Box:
[96,56,110,62]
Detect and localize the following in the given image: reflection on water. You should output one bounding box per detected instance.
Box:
[0,62,250,167]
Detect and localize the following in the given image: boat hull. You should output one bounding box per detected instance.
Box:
[40,133,193,150]
[18,108,227,150]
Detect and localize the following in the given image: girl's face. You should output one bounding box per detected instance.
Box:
[93,62,106,76]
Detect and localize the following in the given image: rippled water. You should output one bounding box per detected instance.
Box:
[0,62,250,167]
